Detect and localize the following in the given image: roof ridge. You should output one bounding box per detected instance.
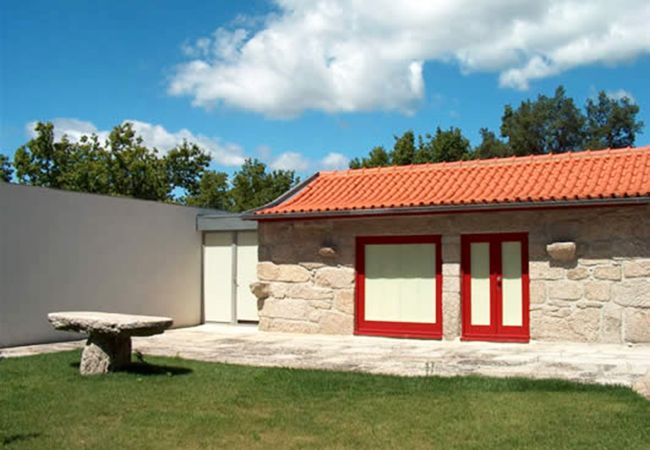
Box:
[319,146,650,177]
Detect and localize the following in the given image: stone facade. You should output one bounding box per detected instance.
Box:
[253,205,650,344]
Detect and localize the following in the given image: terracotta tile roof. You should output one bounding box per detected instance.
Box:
[254,146,650,217]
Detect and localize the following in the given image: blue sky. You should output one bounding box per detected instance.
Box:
[2,0,649,176]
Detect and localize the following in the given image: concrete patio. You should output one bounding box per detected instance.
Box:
[3,323,650,391]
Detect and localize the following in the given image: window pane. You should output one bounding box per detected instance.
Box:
[364,243,437,323]
[470,242,491,326]
[501,241,523,326]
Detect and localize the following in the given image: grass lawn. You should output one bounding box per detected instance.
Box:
[1,351,648,449]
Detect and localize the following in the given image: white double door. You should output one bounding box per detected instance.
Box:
[203,231,259,323]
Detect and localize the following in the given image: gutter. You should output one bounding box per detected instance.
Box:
[244,196,650,221]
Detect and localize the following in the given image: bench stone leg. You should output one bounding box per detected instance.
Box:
[80,334,132,375]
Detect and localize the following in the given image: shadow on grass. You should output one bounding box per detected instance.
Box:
[2,432,42,446]
[409,374,636,397]
[119,362,192,376]
[68,362,192,376]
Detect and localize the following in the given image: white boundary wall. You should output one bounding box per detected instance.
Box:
[0,183,211,347]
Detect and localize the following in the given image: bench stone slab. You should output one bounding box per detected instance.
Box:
[48,312,173,337]
[48,312,173,375]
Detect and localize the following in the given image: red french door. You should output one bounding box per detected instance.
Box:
[355,235,443,339]
[461,233,529,342]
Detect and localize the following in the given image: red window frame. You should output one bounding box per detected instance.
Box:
[355,235,443,339]
[461,233,530,342]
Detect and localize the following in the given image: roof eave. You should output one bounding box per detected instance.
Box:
[196,213,258,231]
[247,196,650,221]
[240,172,321,220]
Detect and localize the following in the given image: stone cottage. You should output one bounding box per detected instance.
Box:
[245,147,650,344]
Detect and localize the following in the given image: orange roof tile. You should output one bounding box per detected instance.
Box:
[254,146,650,217]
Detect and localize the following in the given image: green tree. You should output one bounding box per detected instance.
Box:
[585,91,644,149]
[58,134,112,194]
[417,127,471,163]
[349,146,391,169]
[185,170,231,210]
[14,125,113,193]
[500,86,585,155]
[1,154,12,182]
[500,99,542,155]
[14,122,73,187]
[13,121,205,202]
[229,158,298,212]
[165,141,211,200]
[106,123,169,201]
[11,121,303,212]
[391,131,416,165]
[548,87,586,153]
[473,128,511,159]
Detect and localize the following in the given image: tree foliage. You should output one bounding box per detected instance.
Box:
[474,128,511,159]
[11,122,298,211]
[105,123,169,200]
[165,141,211,198]
[185,170,231,210]
[14,122,72,188]
[501,86,586,155]
[417,127,471,163]
[1,154,12,182]
[585,92,644,149]
[350,127,472,168]
[391,131,416,165]
[349,146,391,169]
[229,159,298,212]
[350,85,644,168]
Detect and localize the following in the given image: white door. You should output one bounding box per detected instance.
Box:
[236,231,259,321]
[461,233,529,342]
[203,232,233,322]
[203,230,259,323]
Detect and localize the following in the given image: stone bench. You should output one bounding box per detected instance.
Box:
[48,311,173,375]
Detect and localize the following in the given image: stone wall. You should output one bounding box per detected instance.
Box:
[253,204,650,343]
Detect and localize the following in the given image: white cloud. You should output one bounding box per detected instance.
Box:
[606,89,636,103]
[269,151,310,171]
[320,152,348,170]
[255,144,273,160]
[169,0,650,117]
[26,118,110,143]
[26,118,245,166]
[267,150,350,173]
